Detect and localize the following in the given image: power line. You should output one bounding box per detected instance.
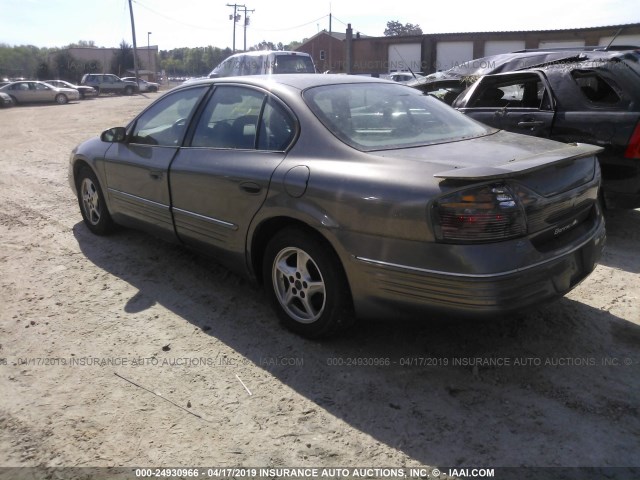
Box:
[244,14,329,33]
[133,0,223,31]
[226,3,245,53]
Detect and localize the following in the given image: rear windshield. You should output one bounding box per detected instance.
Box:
[304,82,492,151]
[273,54,315,74]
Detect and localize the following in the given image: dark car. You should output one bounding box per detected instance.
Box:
[81,74,138,95]
[411,47,640,209]
[69,74,605,338]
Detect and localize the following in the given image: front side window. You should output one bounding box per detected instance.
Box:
[129,86,207,146]
[304,82,491,151]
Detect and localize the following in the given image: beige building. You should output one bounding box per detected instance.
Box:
[54,46,159,80]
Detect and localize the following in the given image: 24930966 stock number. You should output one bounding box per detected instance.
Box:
[326,357,391,366]
[135,468,261,477]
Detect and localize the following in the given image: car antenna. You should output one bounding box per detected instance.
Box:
[604,28,623,51]
[392,46,418,79]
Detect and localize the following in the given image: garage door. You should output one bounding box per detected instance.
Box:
[388,43,422,73]
[484,40,526,57]
[436,41,473,72]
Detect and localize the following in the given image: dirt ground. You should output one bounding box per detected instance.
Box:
[0,94,639,479]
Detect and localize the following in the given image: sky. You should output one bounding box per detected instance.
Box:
[1,0,638,51]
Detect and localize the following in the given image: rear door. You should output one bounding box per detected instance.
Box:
[102,85,209,237]
[169,84,297,268]
[455,71,556,138]
[546,67,639,152]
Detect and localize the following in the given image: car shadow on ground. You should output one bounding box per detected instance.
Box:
[72,223,640,470]
[600,209,640,274]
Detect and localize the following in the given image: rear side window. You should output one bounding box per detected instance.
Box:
[192,86,264,149]
[469,73,552,110]
[572,70,621,105]
[191,86,296,151]
[258,99,296,150]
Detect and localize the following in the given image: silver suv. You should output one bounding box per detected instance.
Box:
[208,51,316,78]
[81,74,138,95]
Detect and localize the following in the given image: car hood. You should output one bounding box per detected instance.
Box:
[370,130,603,180]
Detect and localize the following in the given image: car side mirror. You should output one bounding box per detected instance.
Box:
[101,127,127,143]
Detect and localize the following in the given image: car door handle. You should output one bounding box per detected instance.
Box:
[149,170,164,180]
[239,182,262,194]
[517,121,545,128]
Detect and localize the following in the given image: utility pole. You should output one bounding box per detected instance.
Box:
[241,6,254,52]
[128,0,139,83]
[227,3,245,53]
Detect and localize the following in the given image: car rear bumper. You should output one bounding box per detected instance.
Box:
[348,218,606,320]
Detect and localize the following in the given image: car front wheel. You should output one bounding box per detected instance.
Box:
[76,167,115,235]
[263,228,354,338]
[55,94,68,105]
[124,86,134,95]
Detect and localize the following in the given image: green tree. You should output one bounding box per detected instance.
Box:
[0,44,45,79]
[384,20,423,36]
[111,40,135,76]
[250,40,276,51]
[52,50,78,80]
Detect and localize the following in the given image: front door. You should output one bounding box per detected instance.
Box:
[102,85,209,237]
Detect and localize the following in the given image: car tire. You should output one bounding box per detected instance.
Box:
[9,95,18,105]
[76,167,115,235]
[124,86,134,95]
[55,94,68,105]
[262,227,354,338]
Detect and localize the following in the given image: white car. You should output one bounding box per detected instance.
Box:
[0,81,80,104]
[389,72,425,84]
[122,77,159,92]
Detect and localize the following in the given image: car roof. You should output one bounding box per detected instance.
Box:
[410,47,640,85]
[225,50,311,58]
[182,73,394,91]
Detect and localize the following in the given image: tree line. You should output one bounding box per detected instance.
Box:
[0,22,419,81]
[0,40,304,81]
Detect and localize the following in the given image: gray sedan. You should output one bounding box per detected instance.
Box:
[0,80,80,104]
[45,80,97,99]
[68,74,605,338]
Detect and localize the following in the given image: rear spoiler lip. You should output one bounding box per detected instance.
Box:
[434,143,604,180]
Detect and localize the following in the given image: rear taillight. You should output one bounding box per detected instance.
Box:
[433,183,527,243]
[625,120,640,159]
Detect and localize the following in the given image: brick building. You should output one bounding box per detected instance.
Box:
[296,23,640,76]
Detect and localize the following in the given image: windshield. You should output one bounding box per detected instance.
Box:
[304,83,492,151]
